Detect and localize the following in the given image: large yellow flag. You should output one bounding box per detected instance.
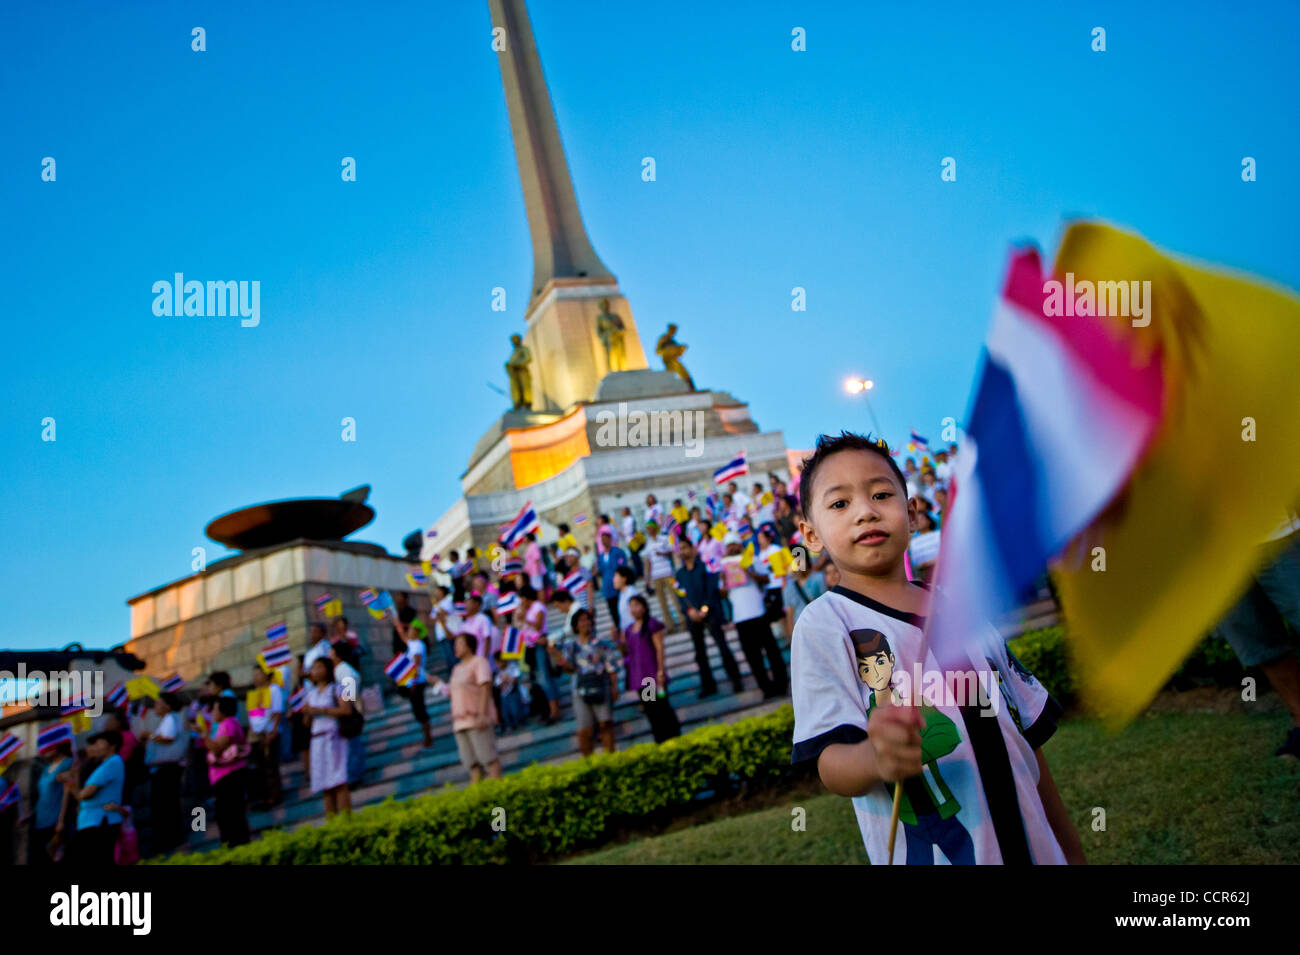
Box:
[1051,223,1300,726]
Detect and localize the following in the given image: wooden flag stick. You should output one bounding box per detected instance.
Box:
[886,621,930,865]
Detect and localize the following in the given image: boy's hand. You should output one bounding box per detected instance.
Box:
[867,692,924,782]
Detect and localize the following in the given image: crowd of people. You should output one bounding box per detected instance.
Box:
[7,462,962,864]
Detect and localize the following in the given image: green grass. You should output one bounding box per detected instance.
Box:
[566,710,1299,864]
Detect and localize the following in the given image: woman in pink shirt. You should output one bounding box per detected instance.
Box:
[204,696,250,846]
[523,532,544,591]
[517,585,561,722]
[432,634,502,784]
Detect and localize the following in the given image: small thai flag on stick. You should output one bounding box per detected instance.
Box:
[314,593,333,612]
[406,568,428,588]
[260,644,293,669]
[713,453,747,485]
[574,513,588,525]
[499,501,540,549]
[160,674,185,693]
[106,682,129,711]
[359,589,379,608]
[501,626,525,660]
[61,694,89,716]
[37,722,75,753]
[385,653,416,686]
[290,688,306,713]
[495,592,520,616]
[502,558,523,576]
[453,600,467,615]
[0,782,19,812]
[0,733,23,763]
[265,622,289,641]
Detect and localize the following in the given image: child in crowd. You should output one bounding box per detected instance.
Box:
[789,431,1085,865]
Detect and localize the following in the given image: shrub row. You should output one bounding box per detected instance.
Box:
[172,705,801,865]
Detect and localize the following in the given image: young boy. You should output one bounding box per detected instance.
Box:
[790,432,1084,865]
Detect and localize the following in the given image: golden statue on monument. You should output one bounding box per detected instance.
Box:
[656,323,696,390]
[505,333,533,409]
[595,297,628,372]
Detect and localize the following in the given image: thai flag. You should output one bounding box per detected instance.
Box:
[406,568,428,588]
[496,504,538,548]
[314,593,333,612]
[261,644,293,669]
[502,558,524,576]
[574,513,588,525]
[0,733,23,763]
[453,600,467,615]
[38,722,75,753]
[266,622,288,641]
[501,626,525,659]
[713,454,747,485]
[106,682,129,710]
[290,688,306,713]
[703,552,723,574]
[160,674,185,693]
[495,592,520,616]
[909,429,930,450]
[925,246,1163,671]
[426,528,438,538]
[0,782,18,812]
[359,589,379,607]
[687,488,697,500]
[385,653,416,686]
[61,694,89,716]
[499,502,540,549]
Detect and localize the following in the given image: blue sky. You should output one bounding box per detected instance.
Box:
[3,1,1297,650]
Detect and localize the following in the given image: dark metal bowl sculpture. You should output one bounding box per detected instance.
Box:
[206,493,375,551]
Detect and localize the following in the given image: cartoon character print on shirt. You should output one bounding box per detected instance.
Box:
[852,628,976,865]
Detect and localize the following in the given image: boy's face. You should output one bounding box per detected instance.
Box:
[799,449,915,580]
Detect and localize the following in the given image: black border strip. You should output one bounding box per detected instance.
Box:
[958,704,1032,864]
[1021,694,1063,750]
[831,585,926,628]
[790,722,867,766]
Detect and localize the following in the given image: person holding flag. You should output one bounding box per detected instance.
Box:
[788,432,1085,864]
[302,657,353,818]
[31,737,74,865]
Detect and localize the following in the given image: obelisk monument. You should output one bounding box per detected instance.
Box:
[488,0,649,412]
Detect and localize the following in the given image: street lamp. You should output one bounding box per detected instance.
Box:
[844,376,883,436]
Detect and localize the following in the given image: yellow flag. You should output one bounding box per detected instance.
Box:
[323,599,343,617]
[740,542,754,569]
[421,560,433,576]
[247,686,271,712]
[709,523,726,541]
[125,675,160,701]
[1050,222,1300,727]
[69,711,92,734]
[671,505,689,524]
[768,547,793,578]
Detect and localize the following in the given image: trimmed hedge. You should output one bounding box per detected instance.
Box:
[1008,626,1247,707]
[170,706,801,865]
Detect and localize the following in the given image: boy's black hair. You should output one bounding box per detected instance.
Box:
[207,670,232,691]
[549,588,573,604]
[460,632,479,654]
[613,565,635,584]
[216,696,238,717]
[799,431,908,519]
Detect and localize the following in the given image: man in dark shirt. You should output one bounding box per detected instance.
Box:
[674,538,744,698]
[392,591,418,657]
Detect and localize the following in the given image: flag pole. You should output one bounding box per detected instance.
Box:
[886,563,931,865]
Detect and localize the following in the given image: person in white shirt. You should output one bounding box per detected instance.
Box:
[727,482,751,513]
[303,623,332,674]
[721,534,787,699]
[328,641,367,785]
[644,493,664,530]
[393,610,434,748]
[428,583,460,676]
[612,565,643,642]
[146,693,189,852]
[643,521,682,629]
[750,483,775,526]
